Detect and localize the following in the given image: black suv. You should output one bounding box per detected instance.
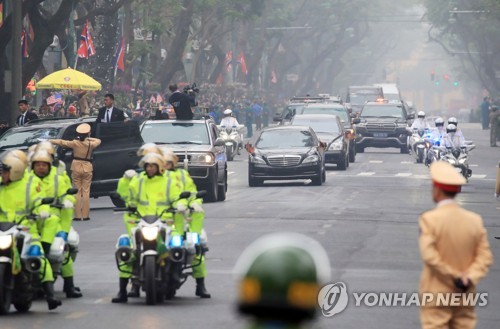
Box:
[354,101,413,153]
[140,119,228,203]
[0,118,144,206]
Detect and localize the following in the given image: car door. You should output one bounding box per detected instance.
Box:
[210,123,226,180]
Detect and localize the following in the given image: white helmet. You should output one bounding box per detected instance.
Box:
[417,111,425,118]
[446,124,457,133]
[448,117,458,125]
[1,152,27,182]
[224,109,232,115]
[434,117,444,127]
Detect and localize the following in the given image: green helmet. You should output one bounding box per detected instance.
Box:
[234,233,331,323]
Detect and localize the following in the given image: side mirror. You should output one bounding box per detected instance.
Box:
[196,191,207,198]
[352,118,361,124]
[214,138,225,147]
[179,191,191,199]
[41,197,55,205]
[407,113,415,120]
[66,188,78,195]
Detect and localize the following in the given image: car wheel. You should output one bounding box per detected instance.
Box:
[321,167,326,183]
[110,195,126,208]
[204,171,218,203]
[337,155,347,170]
[356,145,364,153]
[400,145,409,154]
[311,167,323,186]
[217,170,227,201]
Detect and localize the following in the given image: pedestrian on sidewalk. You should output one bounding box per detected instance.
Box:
[480,96,491,130]
[489,105,499,147]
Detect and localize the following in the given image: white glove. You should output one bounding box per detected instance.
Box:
[175,203,187,213]
[124,169,137,179]
[39,211,50,219]
[63,199,74,209]
[192,203,204,213]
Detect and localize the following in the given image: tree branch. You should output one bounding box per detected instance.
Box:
[74,0,127,25]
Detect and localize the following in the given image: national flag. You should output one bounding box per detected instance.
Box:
[156,93,163,103]
[149,94,156,104]
[225,50,232,72]
[216,73,223,86]
[47,93,63,105]
[0,2,4,29]
[238,50,248,75]
[113,36,125,77]
[21,30,29,59]
[77,20,96,59]
[271,68,277,84]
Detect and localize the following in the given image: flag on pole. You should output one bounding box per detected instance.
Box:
[271,68,277,84]
[113,36,125,77]
[225,50,233,72]
[238,50,248,75]
[77,20,96,59]
[21,30,29,59]
[47,93,63,105]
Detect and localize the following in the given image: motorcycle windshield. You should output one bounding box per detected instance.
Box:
[451,148,461,159]
[142,215,160,224]
[0,222,16,231]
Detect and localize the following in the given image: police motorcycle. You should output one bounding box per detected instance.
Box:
[425,132,445,166]
[0,197,54,314]
[409,128,431,163]
[44,188,79,277]
[441,143,475,180]
[218,125,243,161]
[113,191,207,305]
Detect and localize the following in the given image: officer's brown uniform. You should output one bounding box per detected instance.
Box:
[419,162,493,329]
[50,124,101,220]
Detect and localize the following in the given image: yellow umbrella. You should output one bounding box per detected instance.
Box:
[36,68,101,91]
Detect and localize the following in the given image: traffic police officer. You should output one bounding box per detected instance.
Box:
[162,148,210,298]
[30,150,82,298]
[50,123,101,221]
[419,161,493,329]
[234,232,331,329]
[0,151,62,310]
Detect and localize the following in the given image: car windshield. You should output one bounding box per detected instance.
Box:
[300,107,348,122]
[360,105,403,119]
[349,93,380,105]
[141,122,210,145]
[256,130,315,148]
[291,118,340,134]
[0,128,61,150]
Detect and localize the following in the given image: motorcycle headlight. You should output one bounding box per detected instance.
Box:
[447,159,456,164]
[328,140,343,151]
[303,155,319,163]
[142,226,159,241]
[0,235,13,250]
[458,158,466,164]
[191,153,215,164]
[250,155,266,164]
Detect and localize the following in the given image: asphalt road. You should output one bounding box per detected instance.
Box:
[2,123,499,329]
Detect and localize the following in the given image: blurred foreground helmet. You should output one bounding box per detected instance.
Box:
[448,117,458,126]
[417,111,426,118]
[2,152,27,181]
[9,149,28,167]
[161,148,178,167]
[139,153,165,174]
[36,141,55,156]
[234,233,331,323]
[137,143,162,157]
[434,117,444,127]
[224,109,232,116]
[446,124,457,134]
[31,150,53,168]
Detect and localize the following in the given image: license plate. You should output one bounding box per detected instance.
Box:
[373,133,388,138]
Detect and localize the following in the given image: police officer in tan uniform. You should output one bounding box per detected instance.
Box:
[50,123,101,221]
[419,161,493,329]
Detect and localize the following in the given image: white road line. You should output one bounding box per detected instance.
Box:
[228,171,235,175]
[469,164,479,167]
[369,160,384,164]
[412,174,431,179]
[471,174,487,179]
[357,172,375,176]
[395,173,412,177]
[401,161,414,164]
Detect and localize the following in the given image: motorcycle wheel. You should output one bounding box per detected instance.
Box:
[144,256,157,305]
[417,148,424,163]
[226,146,234,161]
[0,263,12,315]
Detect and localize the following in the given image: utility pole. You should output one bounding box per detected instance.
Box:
[10,0,23,125]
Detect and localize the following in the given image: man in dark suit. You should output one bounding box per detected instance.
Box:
[17,100,38,126]
[96,93,125,123]
[168,84,193,120]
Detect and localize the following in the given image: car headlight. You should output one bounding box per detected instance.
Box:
[328,140,343,151]
[191,153,215,164]
[0,235,12,250]
[250,155,266,164]
[303,155,319,163]
[142,226,159,241]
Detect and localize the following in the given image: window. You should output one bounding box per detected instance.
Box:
[0,127,61,150]
[256,130,315,148]
[141,122,210,145]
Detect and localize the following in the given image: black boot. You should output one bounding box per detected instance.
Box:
[195,278,211,298]
[127,282,140,298]
[43,281,62,310]
[111,278,128,303]
[63,277,82,298]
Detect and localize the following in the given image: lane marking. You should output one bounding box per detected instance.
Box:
[369,160,383,164]
[401,161,414,164]
[471,174,487,179]
[395,173,412,177]
[469,164,479,167]
[357,172,375,176]
[66,311,88,319]
[228,171,235,175]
